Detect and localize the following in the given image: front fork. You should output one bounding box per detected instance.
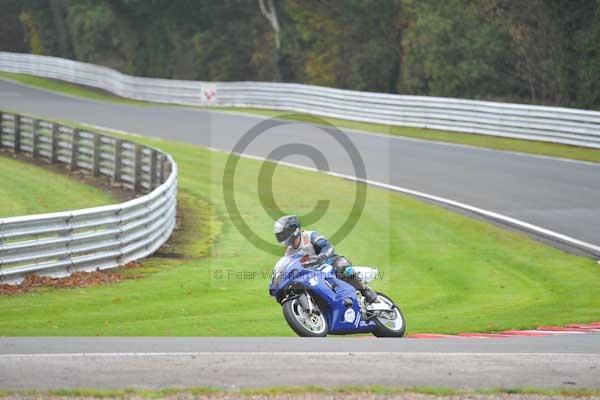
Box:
[357,291,371,321]
[282,291,317,316]
[297,291,315,314]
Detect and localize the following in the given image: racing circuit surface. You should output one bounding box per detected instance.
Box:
[1,79,600,390]
[1,335,599,389]
[1,79,600,256]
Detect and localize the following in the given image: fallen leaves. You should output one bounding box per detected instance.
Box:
[0,262,142,296]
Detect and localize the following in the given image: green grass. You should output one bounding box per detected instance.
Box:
[44,387,221,399]
[2,386,599,398]
[0,119,598,336]
[2,70,599,163]
[0,71,152,106]
[0,154,116,218]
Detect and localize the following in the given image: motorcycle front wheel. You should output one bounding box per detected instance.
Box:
[371,292,406,337]
[282,296,329,337]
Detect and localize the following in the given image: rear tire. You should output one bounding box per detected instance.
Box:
[282,296,328,337]
[371,292,406,337]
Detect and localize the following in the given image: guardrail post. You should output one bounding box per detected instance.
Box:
[13,114,21,153]
[163,159,172,184]
[116,206,125,265]
[70,129,79,171]
[159,155,166,184]
[0,234,4,274]
[133,144,142,192]
[61,213,74,277]
[149,150,158,189]
[0,111,4,149]
[32,119,40,158]
[91,132,101,176]
[50,123,59,163]
[112,139,122,184]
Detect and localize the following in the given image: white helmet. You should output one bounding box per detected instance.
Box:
[274,215,301,246]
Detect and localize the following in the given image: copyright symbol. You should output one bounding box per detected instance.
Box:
[222,114,367,256]
[213,270,223,279]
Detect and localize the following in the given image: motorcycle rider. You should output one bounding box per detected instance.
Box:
[274,215,378,303]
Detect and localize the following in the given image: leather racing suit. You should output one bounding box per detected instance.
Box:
[285,230,377,302]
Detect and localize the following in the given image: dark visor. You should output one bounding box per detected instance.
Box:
[276,229,293,243]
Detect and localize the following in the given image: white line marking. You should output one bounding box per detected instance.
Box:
[222,150,600,257]
[56,124,600,258]
[0,352,597,358]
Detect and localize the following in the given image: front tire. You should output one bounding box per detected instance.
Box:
[282,296,328,337]
[371,292,406,337]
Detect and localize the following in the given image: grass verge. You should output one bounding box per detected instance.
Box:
[0,152,116,218]
[2,70,599,163]
[1,386,599,398]
[0,71,152,106]
[0,118,598,335]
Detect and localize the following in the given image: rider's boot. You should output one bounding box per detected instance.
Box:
[344,269,378,304]
[335,260,379,304]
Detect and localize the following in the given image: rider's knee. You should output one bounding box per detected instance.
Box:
[332,256,352,275]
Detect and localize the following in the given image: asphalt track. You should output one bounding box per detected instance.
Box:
[0,336,599,389]
[1,79,600,257]
[1,80,600,390]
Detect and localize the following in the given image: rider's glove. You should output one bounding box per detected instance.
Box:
[299,255,312,266]
[301,255,324,267]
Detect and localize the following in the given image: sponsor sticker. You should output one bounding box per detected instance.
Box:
[344,308,356,323]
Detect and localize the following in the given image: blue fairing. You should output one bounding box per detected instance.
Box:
[269,253,376,334]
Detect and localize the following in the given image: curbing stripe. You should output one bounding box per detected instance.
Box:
[406,321,600,339]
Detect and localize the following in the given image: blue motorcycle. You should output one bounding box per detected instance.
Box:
[269,253,406,337]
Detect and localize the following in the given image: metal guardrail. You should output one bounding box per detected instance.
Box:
[0,110,177,284]
[1,52,600,148]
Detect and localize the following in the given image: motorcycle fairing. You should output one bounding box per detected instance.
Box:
[269,253,376,334]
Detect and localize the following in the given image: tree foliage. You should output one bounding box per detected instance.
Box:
[0,0,28,53]
[402,0,514,99]
[3,0,600,109]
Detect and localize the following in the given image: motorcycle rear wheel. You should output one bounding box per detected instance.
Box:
[371,292,406,337]
[282,296,328,337]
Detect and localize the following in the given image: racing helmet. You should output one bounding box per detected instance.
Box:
[274,215,301,246]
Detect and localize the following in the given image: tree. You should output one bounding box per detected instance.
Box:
[7,0,600,109]
[66,0,116,63]
[402,0,516,100]
[575,0,600,108]
[0,0,28,53]
[258,0,280,49]
[284,0,404,92]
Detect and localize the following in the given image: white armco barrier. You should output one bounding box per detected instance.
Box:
[1,52,600,149]
[0,110,177,284]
